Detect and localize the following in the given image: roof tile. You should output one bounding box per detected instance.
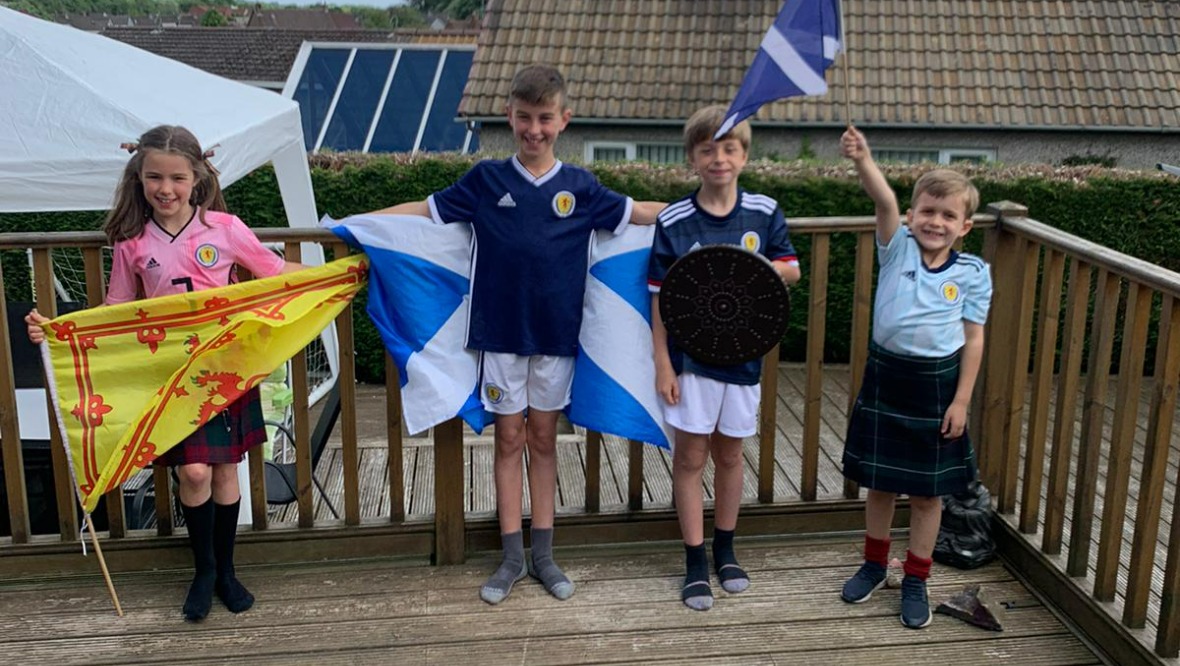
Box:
[463,0,1179,129]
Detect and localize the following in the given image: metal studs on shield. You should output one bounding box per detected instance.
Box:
[658,245,791,365]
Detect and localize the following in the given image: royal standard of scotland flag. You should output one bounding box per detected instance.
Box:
[716,0,843,138]
[324,215,671,448]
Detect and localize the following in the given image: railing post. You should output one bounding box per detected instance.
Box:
[627,440,644,511]
[284,243,315,529]
[0,259,30,543]
[385,354,406,522]
[332,243,361,526]
[583,430,601,513]
[433,417,466,564]
[1019,248,1064,533]
[1128,296,1180,631]
[1067,268,1120,577]
[979,201,1031,509]
[757,344,779,503]
[844,231,874,499]
[801,233,830,502]
[32,249,77,541]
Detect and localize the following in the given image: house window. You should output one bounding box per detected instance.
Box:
[586,142,685,164]
[874,148,995,165]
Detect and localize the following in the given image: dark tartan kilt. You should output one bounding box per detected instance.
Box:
[842,342,977,497]
[155,386,267,467]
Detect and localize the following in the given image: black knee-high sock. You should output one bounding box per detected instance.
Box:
[180,499,216,622]
[213,500,254,613]
[682,542,713,611]
[713,528,749,593]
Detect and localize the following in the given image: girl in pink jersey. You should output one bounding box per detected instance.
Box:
[27,125,302,622]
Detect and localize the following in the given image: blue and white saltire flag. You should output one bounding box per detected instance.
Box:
[323,214,492,435]
[325,214,671,448]
[568,226,673,449]
[716,0,843,138]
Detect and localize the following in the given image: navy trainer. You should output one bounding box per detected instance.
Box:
[840,561,887,603]
[900,575,933,628]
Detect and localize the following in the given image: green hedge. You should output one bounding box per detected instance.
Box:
[3,156,1177,383]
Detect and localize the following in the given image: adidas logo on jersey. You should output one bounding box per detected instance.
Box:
[902,270,916,281]
[146,257,161,270]
[497,193,516,207]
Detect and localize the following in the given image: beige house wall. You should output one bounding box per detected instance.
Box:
[476,124,1179,170]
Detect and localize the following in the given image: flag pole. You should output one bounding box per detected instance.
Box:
[840,0,852,126]
[86,515,124,617]
[40,342,124,617]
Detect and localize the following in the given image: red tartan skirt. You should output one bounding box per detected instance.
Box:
[155,386,267,467]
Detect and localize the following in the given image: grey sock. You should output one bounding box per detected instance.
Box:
[530,527,574,600]
[480,530,527,605]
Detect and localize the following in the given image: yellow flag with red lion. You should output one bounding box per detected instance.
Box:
[41,255,367,513]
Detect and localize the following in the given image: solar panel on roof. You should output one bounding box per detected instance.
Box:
[284,43,477,154]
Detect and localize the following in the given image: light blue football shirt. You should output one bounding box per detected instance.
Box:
[872,226,992,357]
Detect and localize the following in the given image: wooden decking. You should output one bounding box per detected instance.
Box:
[271,364,1179,665]
[1,534,1100,665]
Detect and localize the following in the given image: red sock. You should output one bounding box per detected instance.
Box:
[864,535,890,566]
[903,550,932,580]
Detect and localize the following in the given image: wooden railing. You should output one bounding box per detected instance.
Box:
[979,203,1180,663]
[2,206,1177,663]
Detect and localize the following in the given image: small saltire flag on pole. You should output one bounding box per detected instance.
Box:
[41,256,368,513]
[716,0,843,138]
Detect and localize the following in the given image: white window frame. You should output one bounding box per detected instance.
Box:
[585,141,635,162]
[875,147,995,165]
[585,141,685,164]
[939,148,995,164]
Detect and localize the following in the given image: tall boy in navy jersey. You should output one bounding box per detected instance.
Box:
[648,105,801,611]
[838,126,992,629]
[373,64,665,605]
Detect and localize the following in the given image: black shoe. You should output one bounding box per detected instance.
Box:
[900,575,933,628]
[841,561,887,603]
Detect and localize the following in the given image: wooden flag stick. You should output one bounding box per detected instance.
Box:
[86,514,124,616]
[840,0,852,126]
[39,341,124,617]
[842,48,852,125]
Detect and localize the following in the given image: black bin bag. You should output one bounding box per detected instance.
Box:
[933,479,996,569]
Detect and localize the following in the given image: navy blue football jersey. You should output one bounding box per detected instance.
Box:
[648,190,798,385]
[429,156,633,355]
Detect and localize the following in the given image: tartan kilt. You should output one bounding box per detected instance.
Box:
[155,386,267,467]
[842,342,976,497]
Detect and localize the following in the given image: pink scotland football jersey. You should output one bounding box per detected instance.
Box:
[106,210,285,304]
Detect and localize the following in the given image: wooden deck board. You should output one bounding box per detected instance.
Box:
[0,535,1098,665]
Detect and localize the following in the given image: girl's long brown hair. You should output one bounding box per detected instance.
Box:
[103,125,226,244]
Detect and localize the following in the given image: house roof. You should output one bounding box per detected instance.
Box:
[100,27,478,85]
[246,9,360,30]
[462,0,1180,130]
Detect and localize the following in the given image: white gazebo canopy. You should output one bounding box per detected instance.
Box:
[0,9,337,500]
[0,5,317,235]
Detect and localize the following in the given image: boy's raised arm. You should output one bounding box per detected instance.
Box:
[841,126,900,245]
[368,200,431,217]
[629,201,668,226]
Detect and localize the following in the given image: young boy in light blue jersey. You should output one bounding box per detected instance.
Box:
[839,126,993,629]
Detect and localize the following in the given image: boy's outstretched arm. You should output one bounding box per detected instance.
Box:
[367,200,431,217]
[942,321,984,438]
[841,126,900,245]
[629,201,668,226]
